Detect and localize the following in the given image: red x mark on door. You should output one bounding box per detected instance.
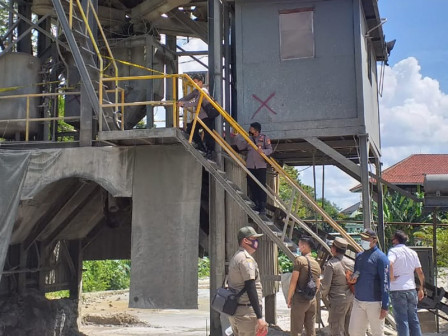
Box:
[251,92,277,119]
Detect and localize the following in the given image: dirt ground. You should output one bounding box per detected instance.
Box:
[79,278,448,336]
[79,279,290,336]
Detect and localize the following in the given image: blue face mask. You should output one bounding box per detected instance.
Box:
[247,238,259,250]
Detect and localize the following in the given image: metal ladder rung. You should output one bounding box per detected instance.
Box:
[80,46,95,56]
[86,63,100,72]
[71,14,82,22]
[73,29,89,39]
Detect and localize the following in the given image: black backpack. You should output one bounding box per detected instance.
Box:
[202,100,220,119]
[295,257,317,300]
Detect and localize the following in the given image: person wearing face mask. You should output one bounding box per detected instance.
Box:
[228,226,268,335]
[235,122,273,217]
[287,236,321,336]
[349,229,390,336]
[320,237,354,336]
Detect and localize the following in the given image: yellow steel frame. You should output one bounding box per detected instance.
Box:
[0,91,81,141]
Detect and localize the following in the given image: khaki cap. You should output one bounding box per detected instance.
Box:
[333,237,348,249]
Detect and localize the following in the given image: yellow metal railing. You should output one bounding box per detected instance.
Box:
[68,0,119,130]
[0,69,361,252]
[0,91,81,141]
[100,72,361,252]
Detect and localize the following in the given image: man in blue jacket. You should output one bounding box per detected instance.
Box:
[349,229,390,336]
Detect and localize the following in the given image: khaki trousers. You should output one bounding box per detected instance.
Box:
[229,306,257,336]
[348,299,384,336]
[290,295,317,336]
[328,299,353,336]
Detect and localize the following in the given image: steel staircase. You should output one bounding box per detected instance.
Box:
[172,78,363,261]
[51,0,118,131]
[177,129,331,260]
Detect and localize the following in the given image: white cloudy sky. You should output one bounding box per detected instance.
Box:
[301,57,448,210]
[176,38,448,210]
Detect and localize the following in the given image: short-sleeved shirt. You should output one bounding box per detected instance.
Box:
[388,244,421,291]
[228,247,263,305]
[321,254,354,302]
[293,255,321,301]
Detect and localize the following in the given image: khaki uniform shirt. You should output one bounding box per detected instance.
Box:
[235,134,273,169]
[228,247,263,305]
[321,254,354,302]
[293,255,321,302]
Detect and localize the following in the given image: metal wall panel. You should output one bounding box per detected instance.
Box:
[235,0,380,150]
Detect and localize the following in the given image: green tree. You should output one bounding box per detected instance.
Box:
[371,189,430,248]
[279,165,342,221]
[82,260,131,292]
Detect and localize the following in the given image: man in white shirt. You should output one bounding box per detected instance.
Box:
[388,230,425,336]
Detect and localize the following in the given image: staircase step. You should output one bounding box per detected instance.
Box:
[177,134,299,261]
[283,241,295,248]
[216,169,226,176]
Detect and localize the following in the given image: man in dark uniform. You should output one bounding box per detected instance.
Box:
[321,237,355,336]
[235,122,273,215]
[228,226,268,336]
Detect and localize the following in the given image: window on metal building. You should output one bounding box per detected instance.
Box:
[279,8,314,60]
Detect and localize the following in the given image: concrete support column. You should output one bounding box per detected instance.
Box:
[359,134,371,229]
[129,146,201,309]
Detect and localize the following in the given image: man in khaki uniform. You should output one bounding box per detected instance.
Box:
[228,226,268,336]
[287,236,321,336]
[321,237,355,336]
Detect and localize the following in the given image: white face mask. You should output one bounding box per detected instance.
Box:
[361,240,371,250]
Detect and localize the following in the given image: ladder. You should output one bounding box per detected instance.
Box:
[51,0,119,131]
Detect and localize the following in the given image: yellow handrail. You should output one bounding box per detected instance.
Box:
[0,91,82,142]
[178,74,362,252]
[68,0,119,131]
[0,67,360,251]
[99,71,360,250]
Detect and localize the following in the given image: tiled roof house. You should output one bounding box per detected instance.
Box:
[351,154,448,193]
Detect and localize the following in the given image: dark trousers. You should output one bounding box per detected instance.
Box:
[186,117,215,152]
[247,168,267,213]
